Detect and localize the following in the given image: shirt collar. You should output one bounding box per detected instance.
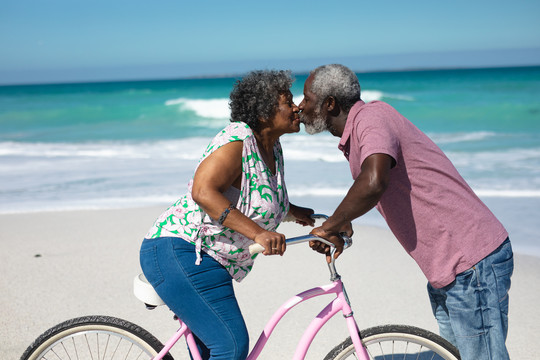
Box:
[338,100,365,154]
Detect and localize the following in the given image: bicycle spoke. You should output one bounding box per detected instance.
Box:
[95,334,100,360]
[51,348,62,360]
[101,334,110,360]
[377,342,385,360]
[402,341,408,360]
[84,334,93,360]
[110,335,122,359]
[73,336,79,360]
[134,348,146,360]
[126,342,134,360]
[60,342,71,360]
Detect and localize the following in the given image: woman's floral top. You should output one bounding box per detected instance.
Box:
[145,122,290,281]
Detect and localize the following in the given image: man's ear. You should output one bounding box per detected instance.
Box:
[325,96,336,111]
[325,96,340,116]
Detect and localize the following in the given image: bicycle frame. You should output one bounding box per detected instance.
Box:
[151,276,367,360]
[247,277,367,359]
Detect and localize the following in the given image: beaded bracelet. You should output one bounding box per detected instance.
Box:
[218,204,236,225]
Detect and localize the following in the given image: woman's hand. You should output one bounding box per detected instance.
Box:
[254,230,286,256]
[288,204,315,226]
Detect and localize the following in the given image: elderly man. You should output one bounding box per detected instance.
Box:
[299,64,513,360]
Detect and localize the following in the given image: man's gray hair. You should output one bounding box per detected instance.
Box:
[310,64,361,111]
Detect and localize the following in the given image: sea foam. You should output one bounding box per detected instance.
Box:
[163,89,412,120]
[429,131,497,144]
[165,98,230,119]
[0,140,207,160]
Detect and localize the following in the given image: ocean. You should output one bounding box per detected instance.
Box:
[1,66,539,257]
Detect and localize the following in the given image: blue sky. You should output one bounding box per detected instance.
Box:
[1,0,540,84]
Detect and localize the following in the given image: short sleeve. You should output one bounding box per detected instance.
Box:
[200,122,252,161]
[355,106,400,167]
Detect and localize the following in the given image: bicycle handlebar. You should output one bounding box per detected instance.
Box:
[248,214,353,255]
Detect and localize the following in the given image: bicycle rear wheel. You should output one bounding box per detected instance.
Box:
[324,324,460,360]
[20,315,174,360]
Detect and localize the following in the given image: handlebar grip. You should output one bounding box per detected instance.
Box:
[249,243,266,255]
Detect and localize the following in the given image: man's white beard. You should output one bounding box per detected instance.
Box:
[301,109,327,135]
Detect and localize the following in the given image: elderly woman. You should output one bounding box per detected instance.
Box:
[140,70,314,360]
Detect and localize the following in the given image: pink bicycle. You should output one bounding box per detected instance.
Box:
[21,215,460,360]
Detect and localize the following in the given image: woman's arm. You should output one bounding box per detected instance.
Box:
[191,141,286,255]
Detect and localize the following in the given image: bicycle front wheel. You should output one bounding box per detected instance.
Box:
[20,315,174,360]
[324,324,460,360]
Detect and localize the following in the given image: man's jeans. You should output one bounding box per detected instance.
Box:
[427,238,513,360]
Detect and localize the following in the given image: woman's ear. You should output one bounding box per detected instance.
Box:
[258,116,268,125]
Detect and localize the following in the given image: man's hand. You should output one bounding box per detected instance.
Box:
[339,222,354,238]
[309,226,345,263]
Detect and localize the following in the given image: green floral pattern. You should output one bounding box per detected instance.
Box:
[145,122,289,281]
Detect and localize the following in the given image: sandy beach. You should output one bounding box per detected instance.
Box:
[1,206,538,359]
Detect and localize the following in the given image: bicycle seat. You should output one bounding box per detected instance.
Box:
[133,273,165,308]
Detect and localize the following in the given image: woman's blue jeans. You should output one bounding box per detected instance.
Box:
[140,237,249,360]
[428,238,513,360]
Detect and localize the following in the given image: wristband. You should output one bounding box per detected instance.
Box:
[218,204,236,224]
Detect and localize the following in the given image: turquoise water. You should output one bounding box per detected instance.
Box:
[1,66,539,255]
[3,67,539,142]
[0,77,239,142]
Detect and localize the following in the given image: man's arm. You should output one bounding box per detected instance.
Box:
[310,153,394,260]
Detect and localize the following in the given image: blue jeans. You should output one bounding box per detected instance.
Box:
[427,238,513,360]
[140,237,249,360]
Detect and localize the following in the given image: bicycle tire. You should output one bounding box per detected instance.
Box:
[324,324,460,360]
[20,315,174,360]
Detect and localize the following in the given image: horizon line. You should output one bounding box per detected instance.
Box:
[1,64,539,88]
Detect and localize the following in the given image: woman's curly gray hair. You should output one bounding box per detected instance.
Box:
[310,64,360,111]
[229,70,293,132]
